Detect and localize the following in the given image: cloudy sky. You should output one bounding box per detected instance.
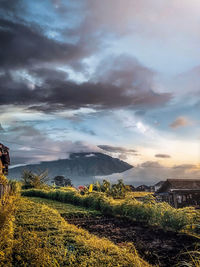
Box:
[0,0,200,180]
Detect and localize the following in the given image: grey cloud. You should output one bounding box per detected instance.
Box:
[0,0,24,18]
[0,18,92,70]
[172,164,196,169]
[98,145,137,153]
[0,58,171,112]
[155,154,171,158]
[0,123,100,165]
[0,123,5,132]
[93,55,154,90]
[73,125,96,136]
[0,3,172,113]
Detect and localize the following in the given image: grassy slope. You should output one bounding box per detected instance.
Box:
[22,189,197,232]
[0,196,15,267]
[27,196,102,219]
[12,197,150,267]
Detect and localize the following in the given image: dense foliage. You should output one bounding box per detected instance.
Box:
[53,176,72,187]
[0,174,8,186]
[92,179,129,199]
[21,170,49,189]
[22,188,197,232]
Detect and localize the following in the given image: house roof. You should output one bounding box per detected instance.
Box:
[157,179,200,193]
[154,181,164,187]
[137,184,149,188]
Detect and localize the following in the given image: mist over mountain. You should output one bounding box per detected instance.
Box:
[8,152,133,186]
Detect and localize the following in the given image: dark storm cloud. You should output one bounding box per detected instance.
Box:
[0,0,23,17]
[0,18,90,70]
[0,72,171,111]
[0,0,172,113]
[0,57,171,112]
[98,145,137,153]
[155,154,171,158]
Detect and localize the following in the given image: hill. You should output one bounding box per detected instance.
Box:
[8,152,133,185]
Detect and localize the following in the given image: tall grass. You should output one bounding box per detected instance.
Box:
[12,197,150,267]
[0,181,21,266]
[22,189,197,232]
[0,196,16,266]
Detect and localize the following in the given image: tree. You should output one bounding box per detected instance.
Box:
[53,176,72,187]
[21,169,49,189]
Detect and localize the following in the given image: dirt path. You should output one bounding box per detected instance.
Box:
[66,216,199,267]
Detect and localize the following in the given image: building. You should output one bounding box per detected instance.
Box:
[154,181,165,192]
[136,184,150,192]
[157,179,200,208]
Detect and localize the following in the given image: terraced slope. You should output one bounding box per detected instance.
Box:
[29,196,200,267]
[12,197,150,267]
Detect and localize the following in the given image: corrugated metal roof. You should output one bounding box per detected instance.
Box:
[157,179,200,193]
[167,179,200,190]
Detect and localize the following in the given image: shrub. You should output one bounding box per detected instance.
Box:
[92,179,129,199]
[8,180,21,195]
[0,195,16,266]
[22,188,197,233]
[21,170,49,189]
[0,174,8,186]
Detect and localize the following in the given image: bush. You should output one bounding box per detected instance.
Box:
[0,174,8,186]
[8,180,21,195]
[93,179,129,199]
[22,188,197,233]
[21,170,49,189]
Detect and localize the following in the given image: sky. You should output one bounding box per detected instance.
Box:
[0,0,200,182]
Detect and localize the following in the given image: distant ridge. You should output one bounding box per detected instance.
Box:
[8,152,133,185]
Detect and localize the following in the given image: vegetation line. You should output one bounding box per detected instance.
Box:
[22,188,198,233]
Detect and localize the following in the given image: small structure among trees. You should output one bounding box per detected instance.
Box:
[156,179,200,208]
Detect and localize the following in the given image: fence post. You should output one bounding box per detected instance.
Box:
[0,184,10,200]
[0,184,4,199]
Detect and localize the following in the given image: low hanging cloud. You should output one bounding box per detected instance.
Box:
[98,145,139,161]
[97,161,200,186]
[170,116,191,128]
[155,154,171,158]
[0,123,100,166]
[98,145,137,153]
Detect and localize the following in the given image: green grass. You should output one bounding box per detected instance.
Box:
[0,196,15,267]
[26,196,102,219]
[22,188,197,232]
[11,196,150,267]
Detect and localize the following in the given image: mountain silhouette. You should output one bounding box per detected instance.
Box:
[9,152,133,185]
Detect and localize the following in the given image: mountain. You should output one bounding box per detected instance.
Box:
[8,152,133,185]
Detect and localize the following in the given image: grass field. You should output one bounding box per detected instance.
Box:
[27,196,102,219]
[26,196,200,267]
[9,196,150,267]
[22,188,197,232]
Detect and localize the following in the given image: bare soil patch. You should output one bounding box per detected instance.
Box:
[66,216,199,266]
